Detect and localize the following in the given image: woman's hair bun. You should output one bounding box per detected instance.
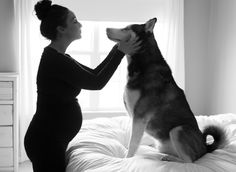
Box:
[34,0,52,20]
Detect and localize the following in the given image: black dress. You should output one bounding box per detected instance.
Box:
[24,45,124,172]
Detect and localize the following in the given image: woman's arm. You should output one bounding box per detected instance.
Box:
[93,45,119,74]
[51,46,124,90]
[73,47,124,90]
[70,45,119,75]
[53,38,140,90]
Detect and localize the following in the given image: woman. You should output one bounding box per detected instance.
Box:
[24,0,141,171]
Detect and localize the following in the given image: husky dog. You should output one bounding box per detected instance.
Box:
[106,18,226,163]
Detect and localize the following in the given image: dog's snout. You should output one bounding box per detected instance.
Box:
[106,28,111,33]
[106,28,111,37]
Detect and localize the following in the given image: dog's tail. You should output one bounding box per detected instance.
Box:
[202,125,227,153]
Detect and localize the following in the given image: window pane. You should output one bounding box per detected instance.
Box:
[77,90,90,110]
[98,81,126,111]
[98,55,127,111]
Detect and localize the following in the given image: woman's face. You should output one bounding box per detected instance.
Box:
[62,11,82,41]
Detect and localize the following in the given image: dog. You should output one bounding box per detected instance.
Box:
[106,18,226,163]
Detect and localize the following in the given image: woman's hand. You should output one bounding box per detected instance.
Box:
[117,37,142,55]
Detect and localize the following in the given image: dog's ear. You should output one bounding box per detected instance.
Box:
[145,18,157,33]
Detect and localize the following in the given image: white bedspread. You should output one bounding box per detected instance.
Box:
[66,113,236,172]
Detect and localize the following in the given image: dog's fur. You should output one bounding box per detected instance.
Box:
[106,18,226,163]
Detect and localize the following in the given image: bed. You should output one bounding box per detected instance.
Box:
[66,113,236,172]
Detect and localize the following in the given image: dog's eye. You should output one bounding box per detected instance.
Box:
[122,28,129,31]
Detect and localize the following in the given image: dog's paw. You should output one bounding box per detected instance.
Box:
[161,155,184,163]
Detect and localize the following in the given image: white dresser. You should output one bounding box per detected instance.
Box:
[0,73,18,172]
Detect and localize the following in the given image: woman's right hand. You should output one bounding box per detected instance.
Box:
[117,37,142,55]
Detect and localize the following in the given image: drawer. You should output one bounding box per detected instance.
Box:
[0,148,13,167]
[0,105,12,125]
[0,82,13,100]
[0,127,12,147]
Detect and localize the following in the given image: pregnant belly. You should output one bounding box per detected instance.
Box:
[33,102,82,141]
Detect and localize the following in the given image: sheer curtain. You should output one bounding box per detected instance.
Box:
[14,0,47,162]
[15,0,184,162]
[156,0,185,89]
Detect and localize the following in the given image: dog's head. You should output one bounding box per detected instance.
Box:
[106,18,157,44]
[107,18,164,77]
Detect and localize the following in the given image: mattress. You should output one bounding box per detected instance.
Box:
[66,113,236,172]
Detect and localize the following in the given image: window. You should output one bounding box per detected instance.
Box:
[67,21,134,112]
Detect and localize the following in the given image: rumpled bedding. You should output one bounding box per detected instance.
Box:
[66,113,236,172]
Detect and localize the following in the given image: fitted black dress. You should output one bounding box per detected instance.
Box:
[24,45,124,172]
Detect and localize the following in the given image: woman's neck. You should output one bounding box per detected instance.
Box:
[48,38,72,54]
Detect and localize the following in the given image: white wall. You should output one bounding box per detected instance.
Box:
[184,0,211,115]
[0,0,17,72]
[185,0,236,115]
[206,0,236,115]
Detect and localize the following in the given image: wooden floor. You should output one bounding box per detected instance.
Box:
[19,160,33,172]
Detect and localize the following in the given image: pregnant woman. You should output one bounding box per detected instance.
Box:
[24,0,141,171]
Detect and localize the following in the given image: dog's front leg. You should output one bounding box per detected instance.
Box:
[126,117,147,158]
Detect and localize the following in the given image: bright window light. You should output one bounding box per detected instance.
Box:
[66,21,134,111]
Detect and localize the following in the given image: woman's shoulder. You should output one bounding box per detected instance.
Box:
[42,46,68,61]
[41,46,83,70]
[39,47,68,68]
[43,46,60,56]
